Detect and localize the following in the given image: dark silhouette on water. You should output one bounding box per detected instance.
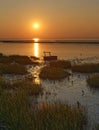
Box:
[43,52,57,61]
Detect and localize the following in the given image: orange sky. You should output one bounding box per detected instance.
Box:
[0,0,99,39]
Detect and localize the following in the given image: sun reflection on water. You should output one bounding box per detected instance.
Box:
[33,38,39,57]
[34,77,41,85]
[34,43,39,57]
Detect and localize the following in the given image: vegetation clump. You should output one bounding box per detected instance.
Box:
[72,63,99,73]
[87,75,99,88]
[0,55,12,64]
[39,66,70,80]
[0,54,39,65]
[9,55,39,65]
[49,60,71,69]
[0,64,27,75]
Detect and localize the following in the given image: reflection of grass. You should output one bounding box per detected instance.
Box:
[0,91,87,130]
[72,63,99,73]
[49,60,71,69]
[39,66,70,80]
[87,75,99,88]
[0,64,27,75]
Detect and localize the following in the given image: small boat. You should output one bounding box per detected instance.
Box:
[43,52,57,61]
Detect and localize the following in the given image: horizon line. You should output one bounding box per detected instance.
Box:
[0,39,99,44]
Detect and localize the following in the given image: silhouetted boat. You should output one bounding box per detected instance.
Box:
[43,52,57,61]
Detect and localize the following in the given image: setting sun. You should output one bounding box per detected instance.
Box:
[33,23,39,29]
[33,38,39,42]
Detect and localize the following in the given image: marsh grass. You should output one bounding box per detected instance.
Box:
[39,66,70,80]
[0,91,33,130]
[34,103,87,130]
[0,63,28,75]
[0,77,43,96]
[49,60,71,69]
[87,75,99,88]
[0,55,12,64]
[0,91,87,130]
[72,63,99,73]
[0,53,39,65]
[0,77,11,91]
[9,55,39,65]
[12,80,43,96]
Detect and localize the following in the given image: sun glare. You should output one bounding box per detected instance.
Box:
[33,23,39,29]
[33,38,39,42]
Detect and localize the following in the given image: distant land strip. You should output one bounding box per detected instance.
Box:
[0,40,99,44]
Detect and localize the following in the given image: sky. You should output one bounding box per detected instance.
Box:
[0,0,99,39]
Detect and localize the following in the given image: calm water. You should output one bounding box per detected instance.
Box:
[0,42,99,60]
[0,42,99,129]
